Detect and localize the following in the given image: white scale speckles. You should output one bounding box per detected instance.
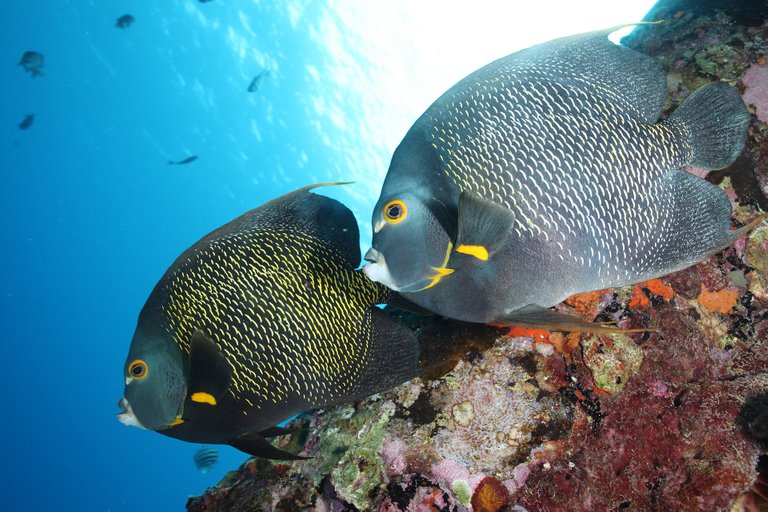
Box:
[431,63,689,290]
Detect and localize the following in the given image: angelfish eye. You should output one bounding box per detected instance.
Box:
[128,360,148,380]
[383,200,407,224]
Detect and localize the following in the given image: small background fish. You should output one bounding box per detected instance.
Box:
[116,14,134,29]
[193,446,219,473]
[18,51,44,77]
[168,155,198,165]
[18,114,34,130]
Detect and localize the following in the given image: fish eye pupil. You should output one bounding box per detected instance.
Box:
[129,360,147,379]
[384,200,407,223]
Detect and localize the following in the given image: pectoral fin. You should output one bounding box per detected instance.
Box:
[503,305,650,334]
[188,330,231,405]
[455,190,515,261]
[230,431,307,460]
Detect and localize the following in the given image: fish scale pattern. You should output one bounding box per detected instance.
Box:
[154,227,380,416]
[429,61,692,289]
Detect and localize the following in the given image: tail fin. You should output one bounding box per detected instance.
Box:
[670,82,749,169]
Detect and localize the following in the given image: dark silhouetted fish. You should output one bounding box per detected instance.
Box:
[199,0,214,3]
[116,14,134,29]
[18,114,34,130]
[248,71,269,93]
[193,446,219,473]
[18,51,44,78]
[117,184,424,459]
[364,27,757,333]
[168,156,198,165]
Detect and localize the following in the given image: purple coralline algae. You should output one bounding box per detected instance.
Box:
[188,3,768,511]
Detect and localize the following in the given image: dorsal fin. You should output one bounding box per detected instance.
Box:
[462,26,667,124]
[211,183,360,269]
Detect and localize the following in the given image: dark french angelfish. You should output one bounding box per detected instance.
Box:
[118,184,423,459]
[18,51,44,78]
[364,27,759,331]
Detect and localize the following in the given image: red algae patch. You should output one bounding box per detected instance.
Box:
[471,476,511,512]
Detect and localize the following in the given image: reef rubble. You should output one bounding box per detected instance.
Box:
[188,4,768,511]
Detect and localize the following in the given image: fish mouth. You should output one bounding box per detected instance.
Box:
[363,248,398,290]
[117,397,146,430]
[363,248,426,293]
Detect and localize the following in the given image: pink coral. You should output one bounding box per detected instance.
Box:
[742,62,768,122]
[430,459,470,487]
[381,437,408,477]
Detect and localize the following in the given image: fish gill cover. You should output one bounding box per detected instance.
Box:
[4,1,767,512]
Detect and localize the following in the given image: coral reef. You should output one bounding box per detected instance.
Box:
[189,4,768,511]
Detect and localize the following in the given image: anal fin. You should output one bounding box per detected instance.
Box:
[258,425,307,438]
[230,432,307,460]
[502,305,650,334]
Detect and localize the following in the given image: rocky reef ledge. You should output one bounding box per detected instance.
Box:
[189,4,768,511]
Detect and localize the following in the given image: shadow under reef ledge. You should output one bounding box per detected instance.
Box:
[189,7,768,512]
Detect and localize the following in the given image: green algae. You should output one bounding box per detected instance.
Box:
[582,333,644,395]
[452,479,472,507]
[328,401,395,509]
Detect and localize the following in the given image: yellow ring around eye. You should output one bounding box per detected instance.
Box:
[383,200,407,224]
[128,360,148,380]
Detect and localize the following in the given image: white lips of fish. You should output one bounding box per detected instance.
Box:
[362,248,401,291]
[117,397,146,430]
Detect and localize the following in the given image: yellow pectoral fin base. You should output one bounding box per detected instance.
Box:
[456,244,489,261]
[167,416,185,427]
[191,392,217,406]
[419,266,455,291]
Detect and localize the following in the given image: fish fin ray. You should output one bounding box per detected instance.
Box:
[258,425,307,438]
[668,82,749,169]
[493,26,666,123]
[502,305,642,333]
[213,183,360,269]
[230,432,307,460]
[642,170,748,278]
[188,330,231,403]
[455,190,514,259]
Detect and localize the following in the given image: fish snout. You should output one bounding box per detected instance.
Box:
[117,397,146,429]
[362,248,400,290]
[363,247,382,264]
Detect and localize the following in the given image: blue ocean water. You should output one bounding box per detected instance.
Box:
[2,1,655,510]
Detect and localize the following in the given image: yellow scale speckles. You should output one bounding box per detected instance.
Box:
[158,227,378,413]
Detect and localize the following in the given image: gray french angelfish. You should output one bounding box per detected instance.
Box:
[118,184,424,459]
[363,27,760,332]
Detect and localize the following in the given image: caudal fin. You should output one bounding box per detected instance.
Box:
[670,82,749,169]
